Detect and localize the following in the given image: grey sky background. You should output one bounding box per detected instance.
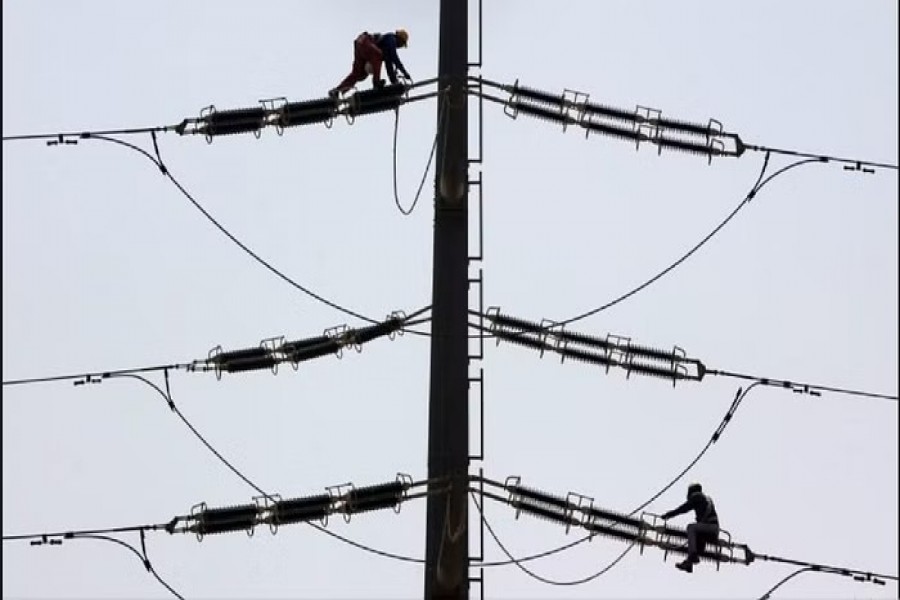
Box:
[3,1,897,599]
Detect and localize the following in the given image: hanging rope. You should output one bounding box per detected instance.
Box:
[391,87,450,216]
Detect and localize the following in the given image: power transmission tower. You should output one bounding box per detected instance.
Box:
[424,0,470,598]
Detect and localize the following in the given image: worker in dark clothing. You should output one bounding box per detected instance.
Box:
[330,29,412,98]
[661,483,720,573]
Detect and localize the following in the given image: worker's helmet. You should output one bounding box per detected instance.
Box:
[396,28,409,47]
[687,483,703,497]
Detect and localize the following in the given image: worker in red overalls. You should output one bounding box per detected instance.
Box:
[330,29,411,98]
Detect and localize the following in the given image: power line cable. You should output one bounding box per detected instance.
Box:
[2,125,173,142]
[472,490,637,585]
[470,439,699,578]
[3,525,183,599]
[74,532,185,600]
[707,368,898,402]
[554,154,826,329]
[475,534,590,567]
[2,362,196,387]
[753,552,897,582]
[307,523,424,564]
[98,131,381,325]
[110,369,426,565]
[108,133,436,337]
[0,79,442,144]
[465,154,829,338]
[472,383,756,580]
[111,371,270,499]
[6,366,433,566]
[3,523,168,541]
[11,127,432,334]
[474,487,898,590]
[756,562,892,599]
[7,78,894,592]
[97,83,808,345]
[161,165,391,327]
[473,381,897,584]
[744,143,898,172]
[6,122,445,339]
[135,528,185,599]
[392,85,448,216]
[3,309,431,388]
[474,461,899,590]
[753,553,895,599]
[2,103,467,339]
[13,367,431,567]
[758,566,819,599]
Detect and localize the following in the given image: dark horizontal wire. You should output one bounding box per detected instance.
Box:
[708,368,898,402]
[3,311,433,389]
[755,552,897,584]
[2,363,195,387]
[2,125,173,142]
[745,143,898,171]
[4,523,166,541]
[2,513,425,568]
[0,78,441,143]
[404,316,433,328]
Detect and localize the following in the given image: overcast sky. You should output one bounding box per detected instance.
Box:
[3,1,898,599]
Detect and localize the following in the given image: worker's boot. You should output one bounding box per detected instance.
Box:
[373,78,386,90]
[328,88,340,100]
[675,559,694,573]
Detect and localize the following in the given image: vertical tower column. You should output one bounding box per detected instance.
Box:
[424,0,469,598]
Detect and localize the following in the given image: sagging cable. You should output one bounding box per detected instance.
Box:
[4,527,185,599]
